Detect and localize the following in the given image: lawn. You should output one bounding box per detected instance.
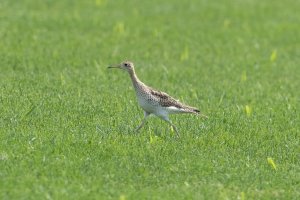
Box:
[0,0,299,199]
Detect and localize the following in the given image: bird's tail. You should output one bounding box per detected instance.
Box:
[186,106,208,119]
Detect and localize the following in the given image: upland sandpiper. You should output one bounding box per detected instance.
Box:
[108,61,206,135]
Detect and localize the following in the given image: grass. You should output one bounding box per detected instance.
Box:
[1,0,299,199]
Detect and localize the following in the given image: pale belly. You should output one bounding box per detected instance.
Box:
[137,96,161,114]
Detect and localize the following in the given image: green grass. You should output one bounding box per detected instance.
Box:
[1,0,300,199]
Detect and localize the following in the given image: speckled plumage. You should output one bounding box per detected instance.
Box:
[108,61,205,135]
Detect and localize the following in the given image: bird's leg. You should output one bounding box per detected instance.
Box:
[135,111,150,132]
[160,116,179,136]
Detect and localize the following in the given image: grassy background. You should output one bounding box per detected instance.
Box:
[1,0,299,199]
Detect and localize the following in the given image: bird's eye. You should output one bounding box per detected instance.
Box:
[124,63,128,67]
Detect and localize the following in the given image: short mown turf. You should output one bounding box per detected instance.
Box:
[1,0,299,199]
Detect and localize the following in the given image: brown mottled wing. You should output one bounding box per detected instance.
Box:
[150,89,184,108]
[149,88,200,114]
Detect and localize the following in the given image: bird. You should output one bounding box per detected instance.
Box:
[108,61,206,135]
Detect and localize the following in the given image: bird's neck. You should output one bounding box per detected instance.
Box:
[128,69,144,89]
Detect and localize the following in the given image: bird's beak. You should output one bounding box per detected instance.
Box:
[108,64,121,69]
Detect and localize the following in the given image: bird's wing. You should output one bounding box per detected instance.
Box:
[149,88,183,108]
[149,88,200,114]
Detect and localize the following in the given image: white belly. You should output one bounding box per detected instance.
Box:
[137,95,160,113]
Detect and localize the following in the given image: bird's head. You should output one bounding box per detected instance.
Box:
[108,61,134,72]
